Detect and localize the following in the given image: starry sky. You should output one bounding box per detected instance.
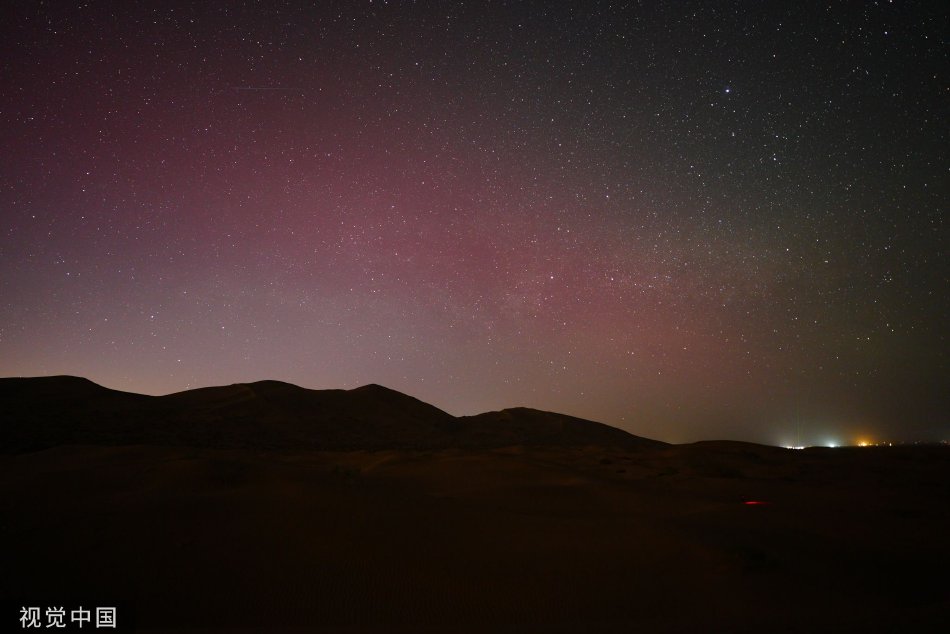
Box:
[1,1,946,445]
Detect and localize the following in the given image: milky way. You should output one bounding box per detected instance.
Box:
[1,1,945,444]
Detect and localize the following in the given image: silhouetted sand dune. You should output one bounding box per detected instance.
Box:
[458,407,665,450]
[1,376,661,452]
[1,376,948,632]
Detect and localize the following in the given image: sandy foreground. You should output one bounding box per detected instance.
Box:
[2,442,947,633]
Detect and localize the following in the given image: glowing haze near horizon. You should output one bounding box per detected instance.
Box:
[1,1,945,444]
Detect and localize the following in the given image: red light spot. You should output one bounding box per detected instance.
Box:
[743,500,768,505]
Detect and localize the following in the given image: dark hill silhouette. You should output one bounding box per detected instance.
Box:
[0,375,664,453]
[457,407,652,448]
[3,376,947,633]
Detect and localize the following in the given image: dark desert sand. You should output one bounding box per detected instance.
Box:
[2,377,948,633]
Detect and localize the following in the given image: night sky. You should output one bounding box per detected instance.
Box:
[1,1,946,445]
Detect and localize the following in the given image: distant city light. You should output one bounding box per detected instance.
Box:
[783,440,902,449]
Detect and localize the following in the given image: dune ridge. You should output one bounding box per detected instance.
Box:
[1,375,947,633]
[0,375,663,453]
